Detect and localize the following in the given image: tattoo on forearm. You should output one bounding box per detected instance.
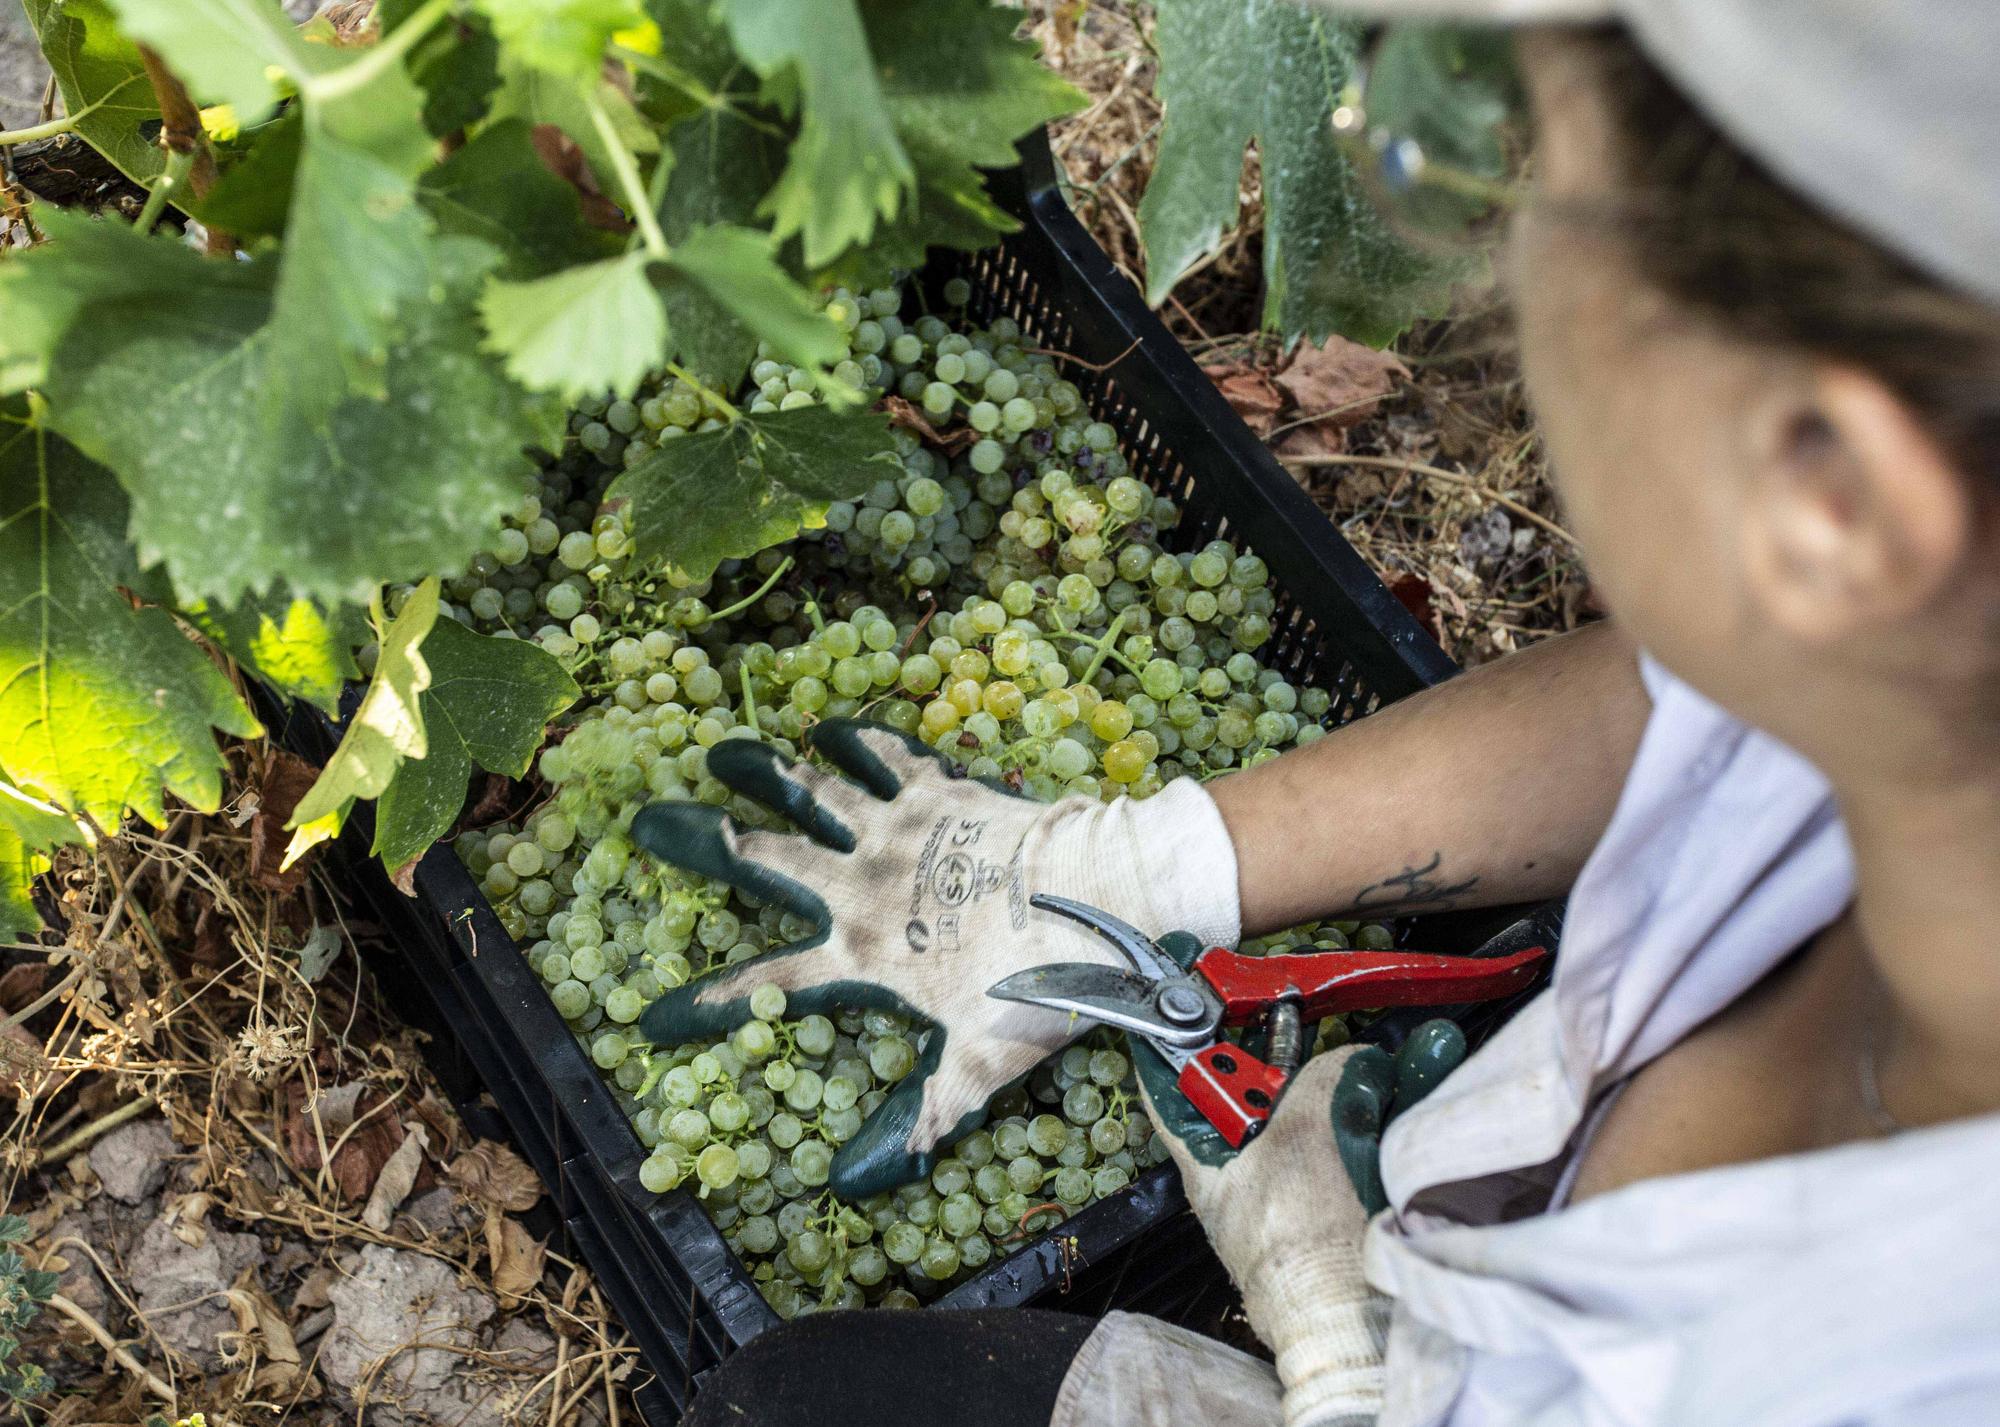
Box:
[1352,852,1480,913]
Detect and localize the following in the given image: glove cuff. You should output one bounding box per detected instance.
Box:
[1243,1238,1387,1427]
[1076,776,1241,949]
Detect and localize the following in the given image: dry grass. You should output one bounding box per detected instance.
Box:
[4,740,646,1424]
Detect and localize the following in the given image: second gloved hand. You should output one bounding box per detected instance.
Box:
[631,718,1239,1198]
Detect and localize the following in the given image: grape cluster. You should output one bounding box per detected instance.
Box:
[453,280,1397,1316]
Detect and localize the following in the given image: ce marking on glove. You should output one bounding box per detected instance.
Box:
[905,913,962,955]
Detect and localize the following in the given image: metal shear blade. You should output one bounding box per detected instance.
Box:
[1029,892,1186,983]
[987,962,1217,1055]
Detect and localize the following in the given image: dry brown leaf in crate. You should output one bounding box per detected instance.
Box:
[448,1139,543,1213]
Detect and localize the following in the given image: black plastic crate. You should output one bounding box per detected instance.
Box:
[272,130,1525,1423]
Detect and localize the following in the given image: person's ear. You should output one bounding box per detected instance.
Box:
[1739,365,1973,644]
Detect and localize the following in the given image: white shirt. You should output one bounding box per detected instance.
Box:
[1364,658,2000,1425]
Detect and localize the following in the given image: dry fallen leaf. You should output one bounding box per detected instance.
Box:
[1200,362,1285,436]
[285,1084,436,1205]
[1274,335,1409,429]
[249,752,319,892]
[362,1123,430,1232]
[486,1210,547,1302]
[448,1139,544,1213]
[0,963,50,1013]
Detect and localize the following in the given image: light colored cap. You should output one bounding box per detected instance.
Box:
[1314,0,2000,308]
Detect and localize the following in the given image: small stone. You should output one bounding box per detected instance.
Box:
[128,1217,263,1370]
[399,1186,465,1236]
[322,1243,498,1424]
[88,1118,174,1204]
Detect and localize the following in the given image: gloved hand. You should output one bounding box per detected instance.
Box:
[1135,978,1467,1427]
[630,718,1239,1199]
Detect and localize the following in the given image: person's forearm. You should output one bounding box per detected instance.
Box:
[1211,620,1649,934]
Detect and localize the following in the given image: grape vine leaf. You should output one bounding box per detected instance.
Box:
[9,210,552,607]
[0,777,91,940]
[474,0,645,79]
[654,96,787,386]
[372,616,578,876]
[0,400,263,832]
[869,0,1084,179]
[110,0,442,406]
[1141,0,1476,347]
[21,0,164,184]
[606,405,900,579]
[284,579,439,866]
[195,109,304,241]
[662,225,846,376]
[102,0,309,127]
[481,250,669,402]
[183,593,367,715]
[419,118,617,277]
[487,48,658,196]
[719,0,914,268]
[382,0,503,136]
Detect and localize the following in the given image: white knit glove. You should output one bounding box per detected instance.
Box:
[631,718,1239,1198]
[1137,1045,1388,1427]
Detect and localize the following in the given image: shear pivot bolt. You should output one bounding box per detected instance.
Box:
[1158,985,1206,1026]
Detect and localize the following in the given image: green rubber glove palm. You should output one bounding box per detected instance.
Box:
[631,719,1241,1199]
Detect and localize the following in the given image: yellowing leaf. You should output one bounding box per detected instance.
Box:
[287,579,440,834]
[0,401,261,831]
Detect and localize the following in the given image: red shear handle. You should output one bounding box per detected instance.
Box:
[1178,1043,1289,1149]
[1194,944,1551,1025]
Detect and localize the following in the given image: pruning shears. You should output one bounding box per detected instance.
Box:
[988,893,1551,1148]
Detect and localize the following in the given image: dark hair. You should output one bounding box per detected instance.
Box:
[1579,27,2000,485]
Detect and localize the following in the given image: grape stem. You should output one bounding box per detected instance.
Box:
[801,597,826,636]
[739,664,761,736]
[131,147,193,234]
[691,555,793,629]
[666,363,742,423]
[1080,606,1129,684]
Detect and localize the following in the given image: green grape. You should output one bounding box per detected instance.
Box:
[883,1222,925,1265]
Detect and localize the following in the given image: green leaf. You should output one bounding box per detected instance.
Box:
[487,52,658,194]
[475,0,644,78]
[420,118,619,278]
[1142,0,1476,346]
[11,211,549,607]
[372,616,577,873]
[656,103,786,386]
[0,400,262,832]
[194,109,305,241]
[606,405,899,579]
[719,0,913,268]
[0,777,92,942]
[661,224,844,377]
[21,0,164,184]
[275,37,441,406]
[868,0,1083,172]
[383,0,502,135]
[102,0,310,125]
[480,250,669,401]
[183,592,366,714]
[287,578,439,846]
